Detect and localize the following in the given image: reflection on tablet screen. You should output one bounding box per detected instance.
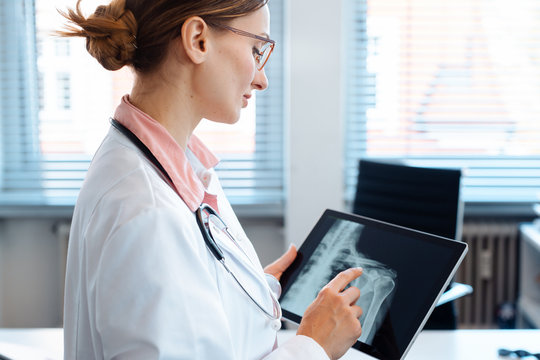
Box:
[280,218,398,345]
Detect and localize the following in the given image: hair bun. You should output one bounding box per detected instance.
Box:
[82,0,137,71]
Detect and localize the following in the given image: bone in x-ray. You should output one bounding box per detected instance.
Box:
[281,219,397,344]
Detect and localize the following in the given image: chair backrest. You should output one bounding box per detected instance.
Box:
[353,159,463,241]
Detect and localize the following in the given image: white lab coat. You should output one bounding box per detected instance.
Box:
[63,125,329,359]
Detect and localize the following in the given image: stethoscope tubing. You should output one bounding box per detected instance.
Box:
[195,205,225,261]
[197,204,281,321]
[219,258,280,320]
[110,118,281,323]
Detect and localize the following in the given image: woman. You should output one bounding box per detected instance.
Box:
[60,0,363,359]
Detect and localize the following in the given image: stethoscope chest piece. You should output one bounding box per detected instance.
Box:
[271,319,282,331]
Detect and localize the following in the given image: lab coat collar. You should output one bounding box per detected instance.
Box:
[113,95,220,212]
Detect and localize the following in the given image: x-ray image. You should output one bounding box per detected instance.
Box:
[280,218,398,345]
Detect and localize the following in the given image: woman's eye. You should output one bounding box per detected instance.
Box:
[252,47,262,56]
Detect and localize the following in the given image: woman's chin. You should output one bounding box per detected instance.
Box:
[206,113,241,125]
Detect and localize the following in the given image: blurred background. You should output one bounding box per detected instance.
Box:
[0,0,539,331]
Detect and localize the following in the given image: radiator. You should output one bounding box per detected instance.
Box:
[456,221,520,328]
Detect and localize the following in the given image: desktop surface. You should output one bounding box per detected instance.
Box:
[278,329,539,360]
[0,328,539,360]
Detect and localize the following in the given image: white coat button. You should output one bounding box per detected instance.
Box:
[271,319,282,331]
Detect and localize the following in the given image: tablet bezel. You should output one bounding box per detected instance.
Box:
[279,209,468,360]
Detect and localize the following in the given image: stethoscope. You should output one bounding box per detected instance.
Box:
[110,119,282,330]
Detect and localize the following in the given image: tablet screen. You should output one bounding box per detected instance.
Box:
[279,210,467,360]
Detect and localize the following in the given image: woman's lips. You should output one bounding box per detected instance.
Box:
[242,94,251,107]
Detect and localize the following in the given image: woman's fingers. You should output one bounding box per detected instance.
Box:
[263,244,297,281]
[340,287,364,319]
[324,267,363,292]
[341,285,361,305]
[351,304,363,319]
[297,267,365,360]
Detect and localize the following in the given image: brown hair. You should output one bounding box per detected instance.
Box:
[58,0,269,72]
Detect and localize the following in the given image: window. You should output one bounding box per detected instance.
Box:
[56,73,71,110]
[54,38,70,57]
[344,0,540,205]
[0,0,285,215]
[38,72,44,110]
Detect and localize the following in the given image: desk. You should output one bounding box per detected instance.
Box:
[0,328,538,359]
[0,328,62,359]
[280,330,540,360]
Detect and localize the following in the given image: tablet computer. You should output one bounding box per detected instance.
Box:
[279,209,468,360]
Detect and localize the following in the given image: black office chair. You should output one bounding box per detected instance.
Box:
[352,159,467,329]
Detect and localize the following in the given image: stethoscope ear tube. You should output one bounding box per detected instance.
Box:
[110,119,173,185]
[196,207,225,261]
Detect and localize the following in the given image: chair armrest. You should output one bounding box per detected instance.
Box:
[436,282,473,307]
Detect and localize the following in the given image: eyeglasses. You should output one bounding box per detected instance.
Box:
[210,23,275,71]
[498,349,540,359]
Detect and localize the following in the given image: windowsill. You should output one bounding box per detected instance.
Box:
[341,199,538,221]
[0,203,285,220]
[464,202,537,220]
[0,201,534,220]
[0,204,75,218]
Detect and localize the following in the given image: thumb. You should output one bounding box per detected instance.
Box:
[264,244,297,281]
[277,244,297,269]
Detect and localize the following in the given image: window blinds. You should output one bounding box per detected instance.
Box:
[215,0,285,210]
[0,0,285,213]
[0,0,43,205]
[344,0,540,204]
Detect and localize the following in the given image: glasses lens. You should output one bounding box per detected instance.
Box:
[257,42,273,70]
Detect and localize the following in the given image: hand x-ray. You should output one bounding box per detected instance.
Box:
[280,219,398,345]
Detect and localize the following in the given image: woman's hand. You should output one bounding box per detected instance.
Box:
[297,268,364,360]
[264,245,297,281]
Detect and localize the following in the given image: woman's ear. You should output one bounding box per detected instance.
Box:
[181,16,210,65]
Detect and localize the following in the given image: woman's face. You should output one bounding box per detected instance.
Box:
[198,5,270,124]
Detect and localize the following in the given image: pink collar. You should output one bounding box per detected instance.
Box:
[113,95,219,212]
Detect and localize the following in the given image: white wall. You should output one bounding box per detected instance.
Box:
[0,219,66,327]
[286,0,346,246]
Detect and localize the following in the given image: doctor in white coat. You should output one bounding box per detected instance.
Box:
[60,0,364,359]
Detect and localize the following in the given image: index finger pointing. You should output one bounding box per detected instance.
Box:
[325,267,363,292]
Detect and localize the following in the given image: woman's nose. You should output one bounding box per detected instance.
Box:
[252,67,268,91]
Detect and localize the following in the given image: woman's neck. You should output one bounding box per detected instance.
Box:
[128,69,201,150]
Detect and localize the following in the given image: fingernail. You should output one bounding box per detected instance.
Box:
[356,267,363,271]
